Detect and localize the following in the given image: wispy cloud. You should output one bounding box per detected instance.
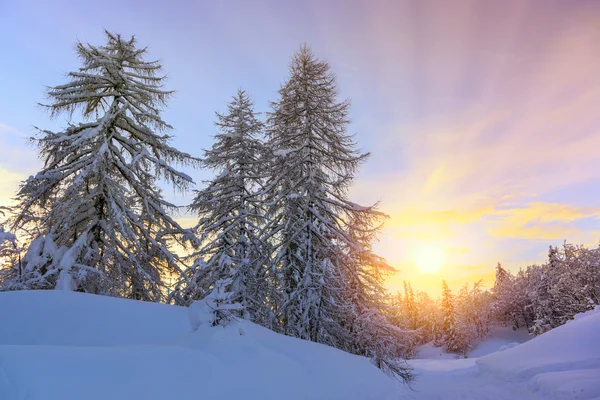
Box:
[488,203,600,240]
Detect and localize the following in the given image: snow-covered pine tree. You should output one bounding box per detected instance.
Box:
[0,208,17,267]
[404,281,419,331]
[469,280,491,339]
[547,243,596,326]
[454,281,489,354]
[341,210,414,380]
[0,207,21,288]
[525,243,596,335]
[263,45,412,381]
[430,304,444,347]
[491,263,514,325]
[0,228,16,266]
[8,31,198,300]
[415,290,436,343]
[264,44,367,340]
[527,262,555,335]
[514,266,536,331]
[170,90,271,323]
[489,242,600,336]
[440,280,464,354]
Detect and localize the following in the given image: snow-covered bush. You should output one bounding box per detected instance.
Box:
[188,279,244,329]
[0,223,20,288]
[0,228,17,261]
[0,233,108,292]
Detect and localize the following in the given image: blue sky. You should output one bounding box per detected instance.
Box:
[2,0,600,296]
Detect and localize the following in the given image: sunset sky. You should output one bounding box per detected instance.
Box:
[1,0,600,297]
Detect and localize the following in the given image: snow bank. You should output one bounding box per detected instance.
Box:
[468,325,531,358]
[0,291,396,400]
[415,325,531,360]
[409,358,478,375]
[415,341,461,359]
[477,306,600,399]
[477,307,600,378]
[529,370,600,400]
[0,291,190,346]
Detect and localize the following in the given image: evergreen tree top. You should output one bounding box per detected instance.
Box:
[202,89,265,172]
[45,31,172,131]
[267,44,370,204]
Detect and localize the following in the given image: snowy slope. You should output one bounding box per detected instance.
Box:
[398,307,600,400]
[416,325,531,360]
[0,291,397,400]
[477,307,600,378]
[1,291,598,400]
[468,325,531,358]
[0,290,190,346]
[477,306,600,400]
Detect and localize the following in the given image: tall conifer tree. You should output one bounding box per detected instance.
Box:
[8,32,198,300]
[264,45,412,381]
[171,90,271,323]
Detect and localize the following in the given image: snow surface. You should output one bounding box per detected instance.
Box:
[416,341,461,359]
[469,324,532,358]
[477,306,600,399]
[1,291,598,400]
[416,325,531,360]
[0,291,396,400]
[400,309,600,399]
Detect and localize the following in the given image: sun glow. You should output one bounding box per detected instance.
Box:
[413,243,445,274]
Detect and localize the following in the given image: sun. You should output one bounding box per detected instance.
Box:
[413,243,445,274]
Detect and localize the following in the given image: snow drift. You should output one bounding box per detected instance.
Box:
[0,291,397,400]
[2,291,599,400]
[398,308,600,399]
[477,306,600,400]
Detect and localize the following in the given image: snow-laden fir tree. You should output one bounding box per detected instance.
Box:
[491,263,518,326]
[341,213,414,379]
[0,228,16,266]
[263,45,412,381]
[416,290,437,343]
[403,281,419,330]
[454,281,491,353]
[440,280,463,353]
[170,90,271,323]
[430,305,444,347]
[264,44,366,340]
[0,206,21,286]
[488,243,600,336]
[527,244,597,335]
[6,31,198,300]
[546,243,597,325]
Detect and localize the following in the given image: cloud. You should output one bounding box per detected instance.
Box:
[349,0,600,211]
[488,203,600,240]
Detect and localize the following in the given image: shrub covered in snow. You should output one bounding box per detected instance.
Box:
[188,279,244,329]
